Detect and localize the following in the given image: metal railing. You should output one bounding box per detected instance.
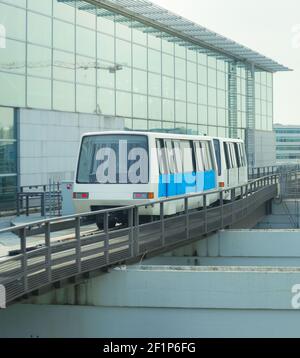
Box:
[16,182,61,218]
[0,174,279,305]
[249,164,300,180]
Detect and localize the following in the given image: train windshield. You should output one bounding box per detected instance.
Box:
[77,134,149,184]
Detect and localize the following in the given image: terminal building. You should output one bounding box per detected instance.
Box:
[275,124,300,164]
[0,0,290,209]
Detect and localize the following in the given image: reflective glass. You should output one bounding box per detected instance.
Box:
[0,148,15,178]
[0,107,15,140]
[27,44,52,78]
[0,3,26,41]
[53,81,75,112]
[28,0,52,15]
[97,87,115,116]
[27,77,51,109]
[53,19,75,52]
[133,69,147,94]
[28,12,52,47]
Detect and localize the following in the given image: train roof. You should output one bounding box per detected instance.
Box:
[81,131,244,143]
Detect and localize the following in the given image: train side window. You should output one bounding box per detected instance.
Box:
[180,140,195,173]
[173,140,183,173]
[223,142,231,169]
[156,139,168,174]
[200,141,212,171]
[229,143,237,168]
[238,143,244,167]
[193,141,204,172]
[234,142,241,168]
[240,143,247,167]
[165,140,176,174]
[213,139,222,176]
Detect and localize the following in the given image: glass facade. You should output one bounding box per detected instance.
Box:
[275,126,300,163]
[0,0,274,142]
[0,107,17,209]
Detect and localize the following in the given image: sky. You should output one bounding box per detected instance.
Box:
[151,0,300,125]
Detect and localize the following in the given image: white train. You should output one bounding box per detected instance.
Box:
[73,131,248,229]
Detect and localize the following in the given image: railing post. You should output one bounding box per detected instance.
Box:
[220,190,224,228]
[75,217,81,274]
[41,192,46,217]
[45,221,51,283]
[184,197,189,241]
[20,227,28,292]
[160,202,165,247]
[104,212,109,265]
[26,195,29,216]
[16,191,20,217]
[203,195,207,233]
[128,208,134,257]
[134,207,140,256]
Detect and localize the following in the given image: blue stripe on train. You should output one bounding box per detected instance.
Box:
[158,170,216,198]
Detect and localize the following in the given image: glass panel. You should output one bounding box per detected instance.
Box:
[0,107,14,140]
[187,82,197,103]
[133,94,147,119]
[53,50,75,82]
[0,72,25,107]
[187,103,197,124]
[175,101,186,123]
[76,55,96,85]
[0,38,26,75]
[149,97,161,120]
[163,99,174,122]
[53,19,75,52]
[27,77,51,109]
[162,53,174,77]
[133,44,147,70]
[53,0,75,22]
[28,12,52,47]
[76,6,96,29]
[53,81,75,112]
[116,22,132,41]
[0,141,17,174]
[97,16,115,36]
[76,84,96,113]
[77,26,96,57]
[132,28,147,45]
[148,49,161,74]
[0,176,17,210]
[28,0,52,15]
[97,88,115,116]
[162,76,174,99]
[148,73,161,97]
[133,69,147,94]
[0,2,26,41]
[116,91,132,117]
[27,44,52,78]
[116,39,131,67]
[116,66,132,91]
[98,33,115,62]
[175,79,186,101]
[175,57,186,80]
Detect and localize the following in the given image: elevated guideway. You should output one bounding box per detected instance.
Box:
[0,174,279,305]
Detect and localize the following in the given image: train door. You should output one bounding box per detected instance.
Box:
[213,139,223,186]
[223,141,238,188]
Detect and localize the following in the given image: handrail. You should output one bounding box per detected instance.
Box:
[0,174,279,235]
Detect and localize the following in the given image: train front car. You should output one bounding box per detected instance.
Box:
[73,131,248,229]
[73,131,156,229]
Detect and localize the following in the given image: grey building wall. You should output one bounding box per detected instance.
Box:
[19,108,124,186]
[246,129,276,168]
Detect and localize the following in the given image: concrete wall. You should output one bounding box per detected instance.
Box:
[18,108,124,186]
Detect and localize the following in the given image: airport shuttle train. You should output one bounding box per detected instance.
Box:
[73,131,248,229]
